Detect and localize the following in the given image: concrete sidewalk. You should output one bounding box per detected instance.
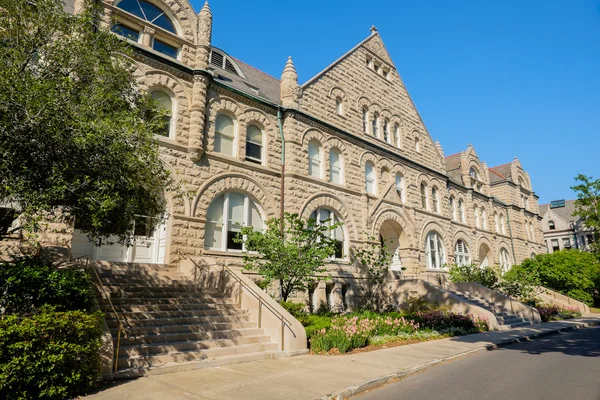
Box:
[84,317,600,400]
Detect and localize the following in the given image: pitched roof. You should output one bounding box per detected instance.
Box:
[540,200,579,224]
[444,153,463,184]
[489,163,511,183]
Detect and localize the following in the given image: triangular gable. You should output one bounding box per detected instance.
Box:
[362,34,395,67]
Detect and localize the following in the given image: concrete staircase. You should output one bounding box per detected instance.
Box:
[450,289,536,330]
[94,261,279,375]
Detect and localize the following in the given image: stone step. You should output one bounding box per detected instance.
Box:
[108,296,238,306]
[107,314,251,329]
[119,335,272,357]
[117,342,279,369]
[111,321,257,337]
[110,303,239,313]
[105,308,248,320]
[106,290,231,299]
[104,285,217,295]
[118,328,265,346]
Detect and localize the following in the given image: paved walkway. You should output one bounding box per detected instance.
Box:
[85,318,599,400]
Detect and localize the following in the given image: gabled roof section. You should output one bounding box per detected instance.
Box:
[489,163,511,183]
[444,152,463,184]
[540,200,579,224]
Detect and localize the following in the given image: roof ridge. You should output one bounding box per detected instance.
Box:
[489,167,506,180]
[444,151,462,158]
[231,56,280,82]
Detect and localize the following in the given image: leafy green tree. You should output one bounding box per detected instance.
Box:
[497,265,540,304]
[237,213,339,302]
[352,234,392,311]
[572,174,600,254]
[0,0,171,245]
[519,250,600,306]
[447,263,500,289]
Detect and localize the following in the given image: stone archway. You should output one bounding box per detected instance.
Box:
[379,219,407,273]
[478,243,491,267]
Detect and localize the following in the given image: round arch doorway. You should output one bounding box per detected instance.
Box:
[379,219,407,274]
[478,243,491,267]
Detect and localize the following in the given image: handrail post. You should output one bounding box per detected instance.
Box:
[258,300,262,329]
[114,325,122,372]
[280,317,285,351]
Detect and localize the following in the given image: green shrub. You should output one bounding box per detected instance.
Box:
[279,301,306,317]
[448,263,500,289]
[497,265,540,304]
[0,309,104,399]
[0,255,95,314]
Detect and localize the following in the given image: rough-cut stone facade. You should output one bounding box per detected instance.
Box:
[48,1,545,298]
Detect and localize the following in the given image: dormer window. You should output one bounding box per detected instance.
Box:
[209,50,245,78]
[469,167,479,180]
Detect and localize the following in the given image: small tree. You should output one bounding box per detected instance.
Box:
[352,234,392,311]
[448,263,500,289]
[237,213,339,302]
[572,174,600,255]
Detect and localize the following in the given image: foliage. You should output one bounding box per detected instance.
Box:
[0,0,171,244]
[519,250,600,306]
[402,293,439,314]
[351,234,393,311]
[571,174,600,254]
[298,313,334,341]
[413,311,489,334]
[497,265,540,304]
[447,263,500,289]
[0,255,95,315]
[238,213,339,302]
[279,301,306,318]
[536,304,582,322]
[0,309,104,399]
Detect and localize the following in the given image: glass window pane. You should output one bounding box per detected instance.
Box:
[249,201,263,231]
[153,14,176,33]
[246,142,262,162]
[111,23,140,41]
[308,142,321,177]
[116,0,142,17]
[215,133,234,155]
[216,114,234,136]
[228,193,245,227]
[153,38,178,59]
[205,195,224,249]
[151,91,172,113]
[247,125,262,144]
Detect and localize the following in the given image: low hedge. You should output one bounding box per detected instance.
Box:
[0,309,104,400]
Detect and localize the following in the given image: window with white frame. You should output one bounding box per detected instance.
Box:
[372,113,379,138]
[394,124,400,148]
[308,141,323,178]
[458,199,465,223]
[362,108,368,134]
[431,187,439,213]
[420,183,428,209]
[425,231,446,269]
[335,97,343,115]
[150,90,175,138]
[499,248,511,272]
[204,192,264,251]
[383,120,390,144]
[562,237,571,249]
[548,220,555,230]
[245,124,263,164]
[450,196,456,220]
[551,239,560,252]
[329,148,343,185]
[310,208,346,259]
[214,114,236,156]
[395,173,405,203]
[454,240,471,266]
[365,162,376,194]
[474,206,480,228]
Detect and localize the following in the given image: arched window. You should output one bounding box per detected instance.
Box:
[494,213,500,233]
[454,240,470,266]
[310,208,346,259]
[383,120,390,143]
[150,90,174,138]
[365,162,376,194]
[329,148,343,185]
[474,206,480,228]
[308,141,322,178]
[530,252,536,259]
[420,183,428,209]
[481,209,487,230]
[425,232,446,269]
[335,97,343,115]
[529,222,535,241]
[499,248,511,272]
[395,173,405,203]
[372,113,379,138]
[450,196,456,220]
[548,220,555,230]
[458,199,465,223]
[415,137,420,152]
[469,167,479,180]
[393,125,400,148]
[501,215,506,234]
[204,192,264,251]
[431,187,439,213]
[245,124,263,164]
[215,114,236,156]
[362,108,368,134]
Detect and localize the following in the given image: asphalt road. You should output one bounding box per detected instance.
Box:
[355,325,600,400]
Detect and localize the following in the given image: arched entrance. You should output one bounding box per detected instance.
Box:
[379,220,407,273]
[478,243,491,267]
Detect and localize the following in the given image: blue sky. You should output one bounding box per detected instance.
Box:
[191,0,600,204]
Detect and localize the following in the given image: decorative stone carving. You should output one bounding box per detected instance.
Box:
[280,57,300,109]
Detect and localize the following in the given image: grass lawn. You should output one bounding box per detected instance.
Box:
[590,307,600,314]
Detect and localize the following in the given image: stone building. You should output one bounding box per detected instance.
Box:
[540,199,595,253]
[57,0,545,290]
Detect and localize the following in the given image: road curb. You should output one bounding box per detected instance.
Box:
[315,320,600,400]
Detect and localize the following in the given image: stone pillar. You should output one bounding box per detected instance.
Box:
[312,281,327,313]
[142,26,154,47]
[280,57,299,109]
[196,1,212,70]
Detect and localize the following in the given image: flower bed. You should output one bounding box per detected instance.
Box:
[304,311,488,354]
[536,304,582,322]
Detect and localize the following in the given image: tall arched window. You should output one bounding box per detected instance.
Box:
[474,206,480,228]
[383,120,390,143]
[481,209,487,230]
[215,114,236,156]
[548,220,555,230]
[362,108,368,133]
[150,90,175,138]
[365,162,376,194]
[450,196,456,220]
[372,113,379,138]
[329,148,343,185]
[431,187,439,213]
[204,192,264,251]
[454,240,470,266]
[494,213,500,233]
[501,215,506,234]
[458,199,465,223]
[308,141,322,178]
[395,173,405,203]
[415,137,420,152]
[394,125,401,148]
[499,248,511,272]
[335,97,343,115]
[245,124,263,164]
[310,208,346,259]
[425,232,445,269]
[469,167,479,180]
[420,183,428,209]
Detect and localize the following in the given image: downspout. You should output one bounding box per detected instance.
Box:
[505,211,518,265]
[277,108,285,235]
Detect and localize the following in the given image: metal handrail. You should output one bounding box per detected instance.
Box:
[178,251,296,350]
[73,255,127,372]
